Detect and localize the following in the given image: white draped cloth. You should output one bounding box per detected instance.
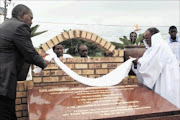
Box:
[34,52,135,87]
[168,39,180,65]
[133,33,180,108]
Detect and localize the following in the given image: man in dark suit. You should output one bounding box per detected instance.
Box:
[0,4,48,119]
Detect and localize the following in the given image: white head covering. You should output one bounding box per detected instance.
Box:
[138,33,175,66]
[135,32,180,108]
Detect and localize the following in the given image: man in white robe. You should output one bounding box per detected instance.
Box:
[132,28,180,108]
[167,26,180,65]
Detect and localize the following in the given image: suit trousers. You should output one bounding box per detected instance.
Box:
[0,95,17,120]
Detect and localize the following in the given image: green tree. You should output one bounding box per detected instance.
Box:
[61,38,104,57]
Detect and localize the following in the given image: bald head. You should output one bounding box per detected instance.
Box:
[78,44,88,57]
[144,30,152,47]
[12,4,33,26]
[144,27,159,47]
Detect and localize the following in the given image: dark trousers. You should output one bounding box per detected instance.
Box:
[0,95,17,120]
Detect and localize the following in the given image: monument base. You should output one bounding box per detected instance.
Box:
[28,84,180,120]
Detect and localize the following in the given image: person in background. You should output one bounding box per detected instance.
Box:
[130,32,137,44]
[104,52,113,57]
[167,26,180,65]
[0,4,48,119]
[78,44,89,58]
[53,43,73,58]
[132,27,180,108]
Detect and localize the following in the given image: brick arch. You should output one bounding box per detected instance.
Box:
[41,30,122,56]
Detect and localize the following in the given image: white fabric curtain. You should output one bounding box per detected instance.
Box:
[34,53,135,86]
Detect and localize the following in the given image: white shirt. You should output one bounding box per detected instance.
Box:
[46,48,73,58]
[167,37,180,64]
[61,54,73,58]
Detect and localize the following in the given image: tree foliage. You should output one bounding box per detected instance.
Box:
[61,38,104,56]
[61,29,104,56]
[111,33,144,49]
[31,25,48,38]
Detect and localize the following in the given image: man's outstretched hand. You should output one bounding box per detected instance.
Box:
[129,56,139,69]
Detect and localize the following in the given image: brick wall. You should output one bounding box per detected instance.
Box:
[33,49,138,85]
[16,81,34,120]
[15,49,138,120]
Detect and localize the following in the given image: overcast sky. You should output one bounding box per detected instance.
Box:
[0,0,180,47]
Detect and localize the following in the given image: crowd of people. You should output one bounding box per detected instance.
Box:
[0,4,179,119]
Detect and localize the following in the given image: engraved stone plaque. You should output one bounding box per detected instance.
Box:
[28,84,180,120]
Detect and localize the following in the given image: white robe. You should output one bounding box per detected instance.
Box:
[168,38,180,64]
[133,33,180,108]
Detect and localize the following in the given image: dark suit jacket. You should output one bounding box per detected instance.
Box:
[0,17,46,99]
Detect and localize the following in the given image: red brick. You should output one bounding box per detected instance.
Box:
[80,58,91,63]
[104,42,111,49]
[42,71,50,76]
[123,77,128,84]
[65,64,75,69]
[50,70,66,76]
[41,43,49,52]
[96,69,108,74]
[56,34,64,43]
[46,40,54,48]
[21,98,27,104]
[33,77,42,83]
[108,69,114,72]
[16,104,27,111]
[16,111,22,118]
[89,64,101,69]
[66,58,78,62]
[74,30,80,38]
[81,70,94,75]
[23,81,34,90]
[73,70,81,74]
[113,57,123,62]
[109,45,115,52]
[117,63,122,67]
[45,64,58,69]
[81,31,87,38]
[18,83,25,91]
[119,49,124,57]
[107,63,117,68]
[68,30,75,39]
[16,98,21,104]
[102,63,108,68]
[43,77,58,83]
[88,75,101,78]
[95,36,102,44]
[62,32,70,40]
[16,92,27,98]
[99,57,123,63]
[51,36,59,45]
[129,77,134,83]
[34,70,50,76]
[59,76,74,81]
[17,117,28,120]
[75,64,88,69]
[91,34,97,42]
[113,50,119,57]
[86,32,92,40]
[22,110,28,117]
[100,39,107,47]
